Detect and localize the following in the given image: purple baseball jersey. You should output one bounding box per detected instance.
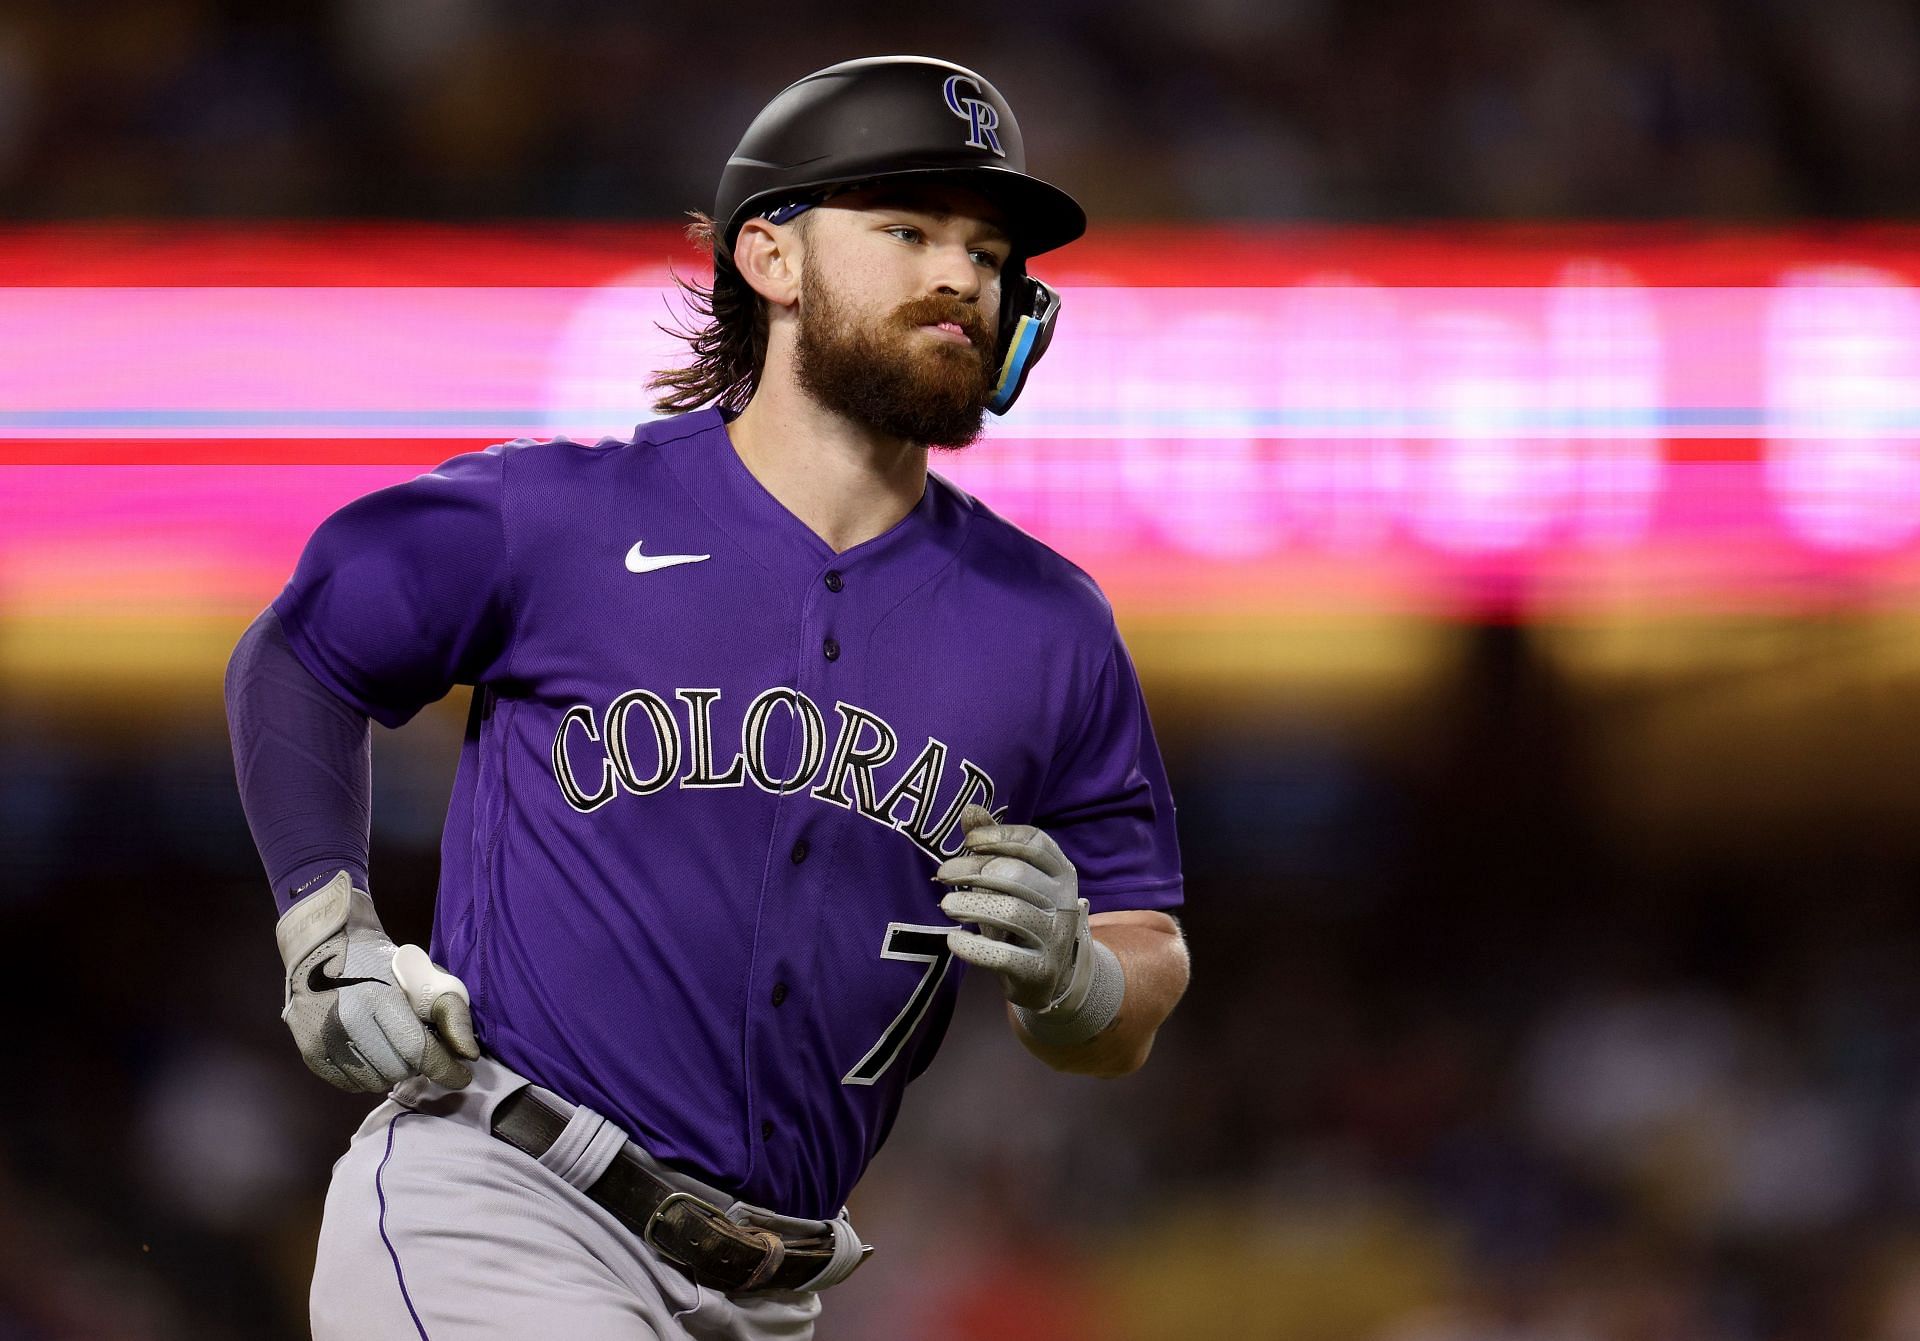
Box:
[272,408,1182,1218]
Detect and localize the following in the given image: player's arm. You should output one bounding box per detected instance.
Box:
[226,606,375,907]
[937,807,1189,1079]
[227,607,479,1091]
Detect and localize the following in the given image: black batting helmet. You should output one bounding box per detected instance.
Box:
[714,56,1086,258]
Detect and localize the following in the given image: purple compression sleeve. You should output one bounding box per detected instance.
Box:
[226,607,373,913]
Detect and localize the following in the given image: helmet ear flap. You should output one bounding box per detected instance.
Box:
[987,266,1061,416]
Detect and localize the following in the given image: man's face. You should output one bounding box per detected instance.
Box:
[791,184,1012,449]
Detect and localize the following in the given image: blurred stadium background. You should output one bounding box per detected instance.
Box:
[11,2,1920,1338]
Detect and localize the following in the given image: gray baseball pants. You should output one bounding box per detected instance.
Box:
[309,1056,854,1340]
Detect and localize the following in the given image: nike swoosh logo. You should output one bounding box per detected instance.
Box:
[625,540,711,574]
[309,959,390,993]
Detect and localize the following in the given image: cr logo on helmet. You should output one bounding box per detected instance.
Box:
[943,75,1005,157]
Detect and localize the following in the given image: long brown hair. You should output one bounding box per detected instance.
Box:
[649,212,770,417]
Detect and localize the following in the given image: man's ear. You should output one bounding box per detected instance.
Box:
[733,218,803,309]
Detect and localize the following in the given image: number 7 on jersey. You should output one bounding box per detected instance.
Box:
[842,923,957,1086]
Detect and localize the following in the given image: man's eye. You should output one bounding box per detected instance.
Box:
[886,226,921,242]
[972,251,1005,271]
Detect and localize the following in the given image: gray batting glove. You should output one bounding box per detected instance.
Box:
[935,805,1125,1047]
[274,870,480,1092]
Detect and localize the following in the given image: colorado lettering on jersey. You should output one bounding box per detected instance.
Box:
[551,687,998,861]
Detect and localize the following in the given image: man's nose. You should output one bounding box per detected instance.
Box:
[928,243,982,301]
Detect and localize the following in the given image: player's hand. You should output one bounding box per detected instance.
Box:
[935,806,1094,1012]
[274,870,480,1092]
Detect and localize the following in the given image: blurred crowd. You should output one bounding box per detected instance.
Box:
[0,0,1917,222]
[10,627,1920,1339]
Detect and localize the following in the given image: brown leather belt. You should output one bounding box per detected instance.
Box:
[489,1087,864,1294]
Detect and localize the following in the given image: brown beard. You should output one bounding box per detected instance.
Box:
[792,262,996,449]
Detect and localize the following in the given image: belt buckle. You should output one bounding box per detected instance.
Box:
[641,1190,722,1269]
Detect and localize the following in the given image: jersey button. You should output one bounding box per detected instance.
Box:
[761,1119,775,1141]
[824,570,844,592]
[790,839,809,864]
[823,637,840,662]
[771,982,789,1006]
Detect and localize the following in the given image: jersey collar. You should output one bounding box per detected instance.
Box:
[650,408,974,595]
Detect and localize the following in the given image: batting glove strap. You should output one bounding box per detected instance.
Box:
[274,869,365,985]
[1015,937,1125,1048]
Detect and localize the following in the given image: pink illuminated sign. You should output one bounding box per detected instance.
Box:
[6,225,1920,616]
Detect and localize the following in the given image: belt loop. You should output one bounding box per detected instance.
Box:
[796,1209,869,1292]
[534,1095,628,1191]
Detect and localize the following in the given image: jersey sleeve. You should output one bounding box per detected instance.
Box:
[271,446,515,729]
[1034,626,1184,914]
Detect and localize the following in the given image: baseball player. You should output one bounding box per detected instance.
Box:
[226,55,1187,1339]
